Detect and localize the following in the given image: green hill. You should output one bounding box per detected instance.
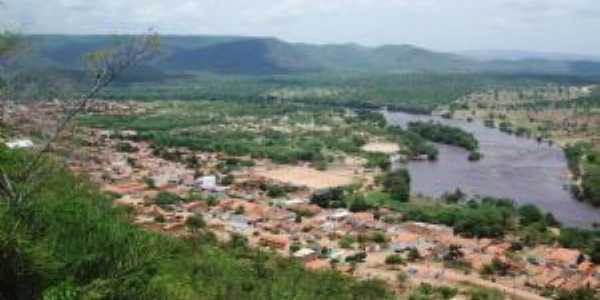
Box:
[163,38,322,74]
[14,34,600,80]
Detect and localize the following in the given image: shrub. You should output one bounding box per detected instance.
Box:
[407,248,422,261]
[382,169,411,202]
[310,187,346,208]
[518,204,545,227]
[384,255,404,265]
[408,283,458,300]
[116,141,139,153]
[348,194,370,212]
[480,258,510,276]
[407,121,479,151]
[186,214,206,233]
[468,151,482,161]
[221,174,235,186]
[345,252,367,264]
[153,191,181,206]
[338,235,355,249]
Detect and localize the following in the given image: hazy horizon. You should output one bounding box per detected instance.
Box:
[2,0,600,55]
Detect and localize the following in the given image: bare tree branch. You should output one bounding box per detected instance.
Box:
[1,31,160,209]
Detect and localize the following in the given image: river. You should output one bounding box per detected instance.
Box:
[384,111,600,228]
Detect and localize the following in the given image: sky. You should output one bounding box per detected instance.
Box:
[2,0,600,54]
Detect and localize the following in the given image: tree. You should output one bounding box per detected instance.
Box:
[0,30,22,82]
[0,31,160,211]
[444,245,464,262]
[384,254,404,265]
[310,187,345,208]
[221,174,234,186]
[338,235,355,249]
[442,188,466,203]
[382,169,411,202]
[545,213,561,227]
[143,176,156,189]
[582,164,600,206]
[518,204,545,226]
[556,287,598,300]
[468,151,482,162]
[0,32,19,57]
[153,191,181,206]
[349,194,370,212]
[480,258,510,276]
[407,248,422,261]
[590,241,600,264]
[345,252,367,264]
[186,214,206,234]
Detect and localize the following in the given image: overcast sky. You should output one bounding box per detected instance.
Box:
[2,0,600,54]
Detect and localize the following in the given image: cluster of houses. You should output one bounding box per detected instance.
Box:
[62,120,600,297]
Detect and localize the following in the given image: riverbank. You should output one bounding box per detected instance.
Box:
[441,85,600,217]
[385,110,600,228]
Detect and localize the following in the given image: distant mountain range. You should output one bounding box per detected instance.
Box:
[16,35,600,79]
[459,49,600,62]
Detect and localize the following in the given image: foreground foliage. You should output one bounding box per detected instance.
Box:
[0,147,392,300]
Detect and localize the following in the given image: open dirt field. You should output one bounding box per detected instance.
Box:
[254,164,362,189]
[361,142,399,154]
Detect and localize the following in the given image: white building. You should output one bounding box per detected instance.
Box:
[328,209,351,221]
[195,176,218,191]
[6,139,34,149]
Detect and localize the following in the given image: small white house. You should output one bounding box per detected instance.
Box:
[195,176,217,190]
[328,209,351,221]
[284,199,308,206]
[293,248,317,261]
[6,139,33,149]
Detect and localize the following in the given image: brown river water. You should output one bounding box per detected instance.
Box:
[384,111,600,228]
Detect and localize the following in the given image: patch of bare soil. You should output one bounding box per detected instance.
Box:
[254,161,364,189]
[361,142,399,154]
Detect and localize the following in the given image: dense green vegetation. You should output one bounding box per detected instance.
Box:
[381,194,600,261]
[407,121,478,152]
[0,146,393,300]
[558,227,600,264]
[406,283,505,300]
[96,72,598,114]
[309,168,411,209]
[98,73,474,113]
[397,197,516,239]
[582,164,600,207]
[387,126,439,160]
[381,169,411,202]
[79,101,438,168]
[564,143,600,206]
[80,101,378,168]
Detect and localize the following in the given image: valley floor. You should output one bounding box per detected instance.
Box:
[3,99,600,300]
